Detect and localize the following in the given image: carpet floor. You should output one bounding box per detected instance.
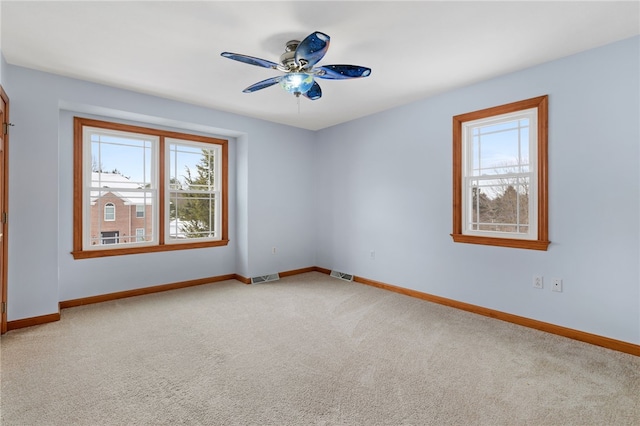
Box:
[1,272,638,425]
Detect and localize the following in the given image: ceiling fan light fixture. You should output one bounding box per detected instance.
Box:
[279,73,314,96]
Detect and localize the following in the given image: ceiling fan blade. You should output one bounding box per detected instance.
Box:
[303,81,322,100]
[221,52,279,69]
[315,65,372,80]
[243,76,282,93]
[295,31,330,69]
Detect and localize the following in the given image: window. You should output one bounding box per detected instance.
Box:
[101,231,119,245]
[104,203,115,221]
[452,96,549,250]
[73,117,228,259]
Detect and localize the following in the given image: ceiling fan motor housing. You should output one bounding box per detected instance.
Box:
[280,40,300,70]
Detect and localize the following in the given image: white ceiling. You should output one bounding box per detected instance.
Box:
[1,1,638,130]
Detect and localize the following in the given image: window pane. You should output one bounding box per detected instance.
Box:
[168,192,218,240]
[169,143,217,191]
[167,139,220,242]
[90,189,155,247]
[468,177,530,234]
[91,133,153,187]
[471,119,530,176]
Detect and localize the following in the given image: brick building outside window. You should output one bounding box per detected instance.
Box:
[89,172,153,246]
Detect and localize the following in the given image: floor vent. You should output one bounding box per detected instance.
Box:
[251,273,280,284]
[330,270,354,282]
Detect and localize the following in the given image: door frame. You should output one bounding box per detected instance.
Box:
[1,85,9,334]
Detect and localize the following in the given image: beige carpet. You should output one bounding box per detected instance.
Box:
[1,272,638,425]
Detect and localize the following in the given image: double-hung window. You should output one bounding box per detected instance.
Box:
[452,96,549,250]
[73,117,228,259]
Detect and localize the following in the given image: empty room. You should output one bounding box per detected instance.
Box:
[0,1,639,425]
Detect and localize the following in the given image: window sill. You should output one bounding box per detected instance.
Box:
[451,234,550,251]
[71,239,230,259]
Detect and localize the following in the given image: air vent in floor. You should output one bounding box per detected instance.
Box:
[251,273,280,284]
[330,270,354,282]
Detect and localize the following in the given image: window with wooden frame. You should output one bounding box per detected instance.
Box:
[452,95,549,250]
[72,117,228,259]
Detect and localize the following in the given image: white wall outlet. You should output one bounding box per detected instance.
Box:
[533,275,543,289]
[370,250,375,260]
[552,278,563,292]
[272,247,277,255]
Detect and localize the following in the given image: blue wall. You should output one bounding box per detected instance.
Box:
[314,36,640,344]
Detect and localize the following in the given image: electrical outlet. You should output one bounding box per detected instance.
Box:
[272,247,277,255]
[370,250,375,260]
[552,278,563,292]
[533,275,543,289]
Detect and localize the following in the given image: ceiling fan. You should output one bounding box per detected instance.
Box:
[221,31,371,100]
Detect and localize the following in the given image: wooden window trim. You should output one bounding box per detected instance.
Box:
[451,95,549,250]
[72,117,229,259]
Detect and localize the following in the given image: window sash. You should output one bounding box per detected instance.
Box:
[82,126,158,251]
[461,109,538,240]
[464,175,533,237]
[165,139,222,244]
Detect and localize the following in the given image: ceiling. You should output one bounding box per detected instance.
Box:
[1,1,638,131]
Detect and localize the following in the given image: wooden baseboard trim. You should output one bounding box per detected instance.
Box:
[7,312,61,331]
[280,266,317,278]
[235,266,321,285]
[60,274,237,309]
[234,274,251,284]
[313,266,331,275]
[11,266,637,356]
[349,274,639,357]
[9,268,318,331]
